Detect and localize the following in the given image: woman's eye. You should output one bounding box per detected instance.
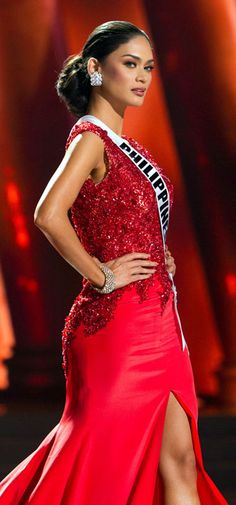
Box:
[124,61,154,72]
[124,61,136,67]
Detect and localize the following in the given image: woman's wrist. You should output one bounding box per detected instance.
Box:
[90,264,116,294]
[90,270,106,289]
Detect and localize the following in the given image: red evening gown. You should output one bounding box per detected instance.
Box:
[0,117,229,504]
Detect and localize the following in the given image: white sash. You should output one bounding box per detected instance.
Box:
[76,114,188,352]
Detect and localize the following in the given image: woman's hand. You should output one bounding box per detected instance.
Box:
[165,245,176,277]
[91,252,158,290]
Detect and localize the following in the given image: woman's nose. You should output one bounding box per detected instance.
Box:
[136,73,146,83]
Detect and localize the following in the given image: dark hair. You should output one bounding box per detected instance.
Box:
[55,20,152,118]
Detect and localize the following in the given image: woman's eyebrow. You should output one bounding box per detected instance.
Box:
[121,53,154,63]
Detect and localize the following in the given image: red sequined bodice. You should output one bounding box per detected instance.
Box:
[62,121,174,377]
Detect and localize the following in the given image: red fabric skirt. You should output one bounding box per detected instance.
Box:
[0,280,229,504]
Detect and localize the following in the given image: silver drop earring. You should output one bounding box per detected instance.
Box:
[90,71,103,86]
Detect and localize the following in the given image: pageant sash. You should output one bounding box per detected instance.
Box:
[76,114,188,351]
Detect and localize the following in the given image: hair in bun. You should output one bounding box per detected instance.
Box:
[55,20,152,118]
[55,53,90,117]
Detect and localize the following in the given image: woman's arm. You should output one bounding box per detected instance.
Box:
[34,131,106,288]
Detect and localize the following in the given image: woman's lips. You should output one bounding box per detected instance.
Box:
[131,89,145,96]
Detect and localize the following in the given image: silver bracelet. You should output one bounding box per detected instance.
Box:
[91,264,116,294]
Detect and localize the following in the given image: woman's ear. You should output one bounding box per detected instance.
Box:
[87,57,100,77]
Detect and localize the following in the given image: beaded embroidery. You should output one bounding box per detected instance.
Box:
[61,122,174,378]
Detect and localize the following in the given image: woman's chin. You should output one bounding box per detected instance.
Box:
[131,102,144,108]
[127,98,145,107]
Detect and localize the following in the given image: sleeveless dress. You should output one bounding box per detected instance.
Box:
[0,118,229,504]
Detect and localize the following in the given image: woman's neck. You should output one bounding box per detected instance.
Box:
[86,101,124,136]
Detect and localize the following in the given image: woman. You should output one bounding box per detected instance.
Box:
[0,20,229,505]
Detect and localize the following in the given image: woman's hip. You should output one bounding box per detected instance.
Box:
[74,285,183,355]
